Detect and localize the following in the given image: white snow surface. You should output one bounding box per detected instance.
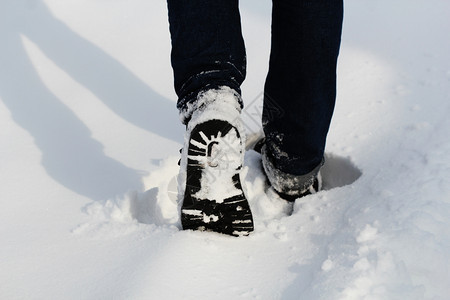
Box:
[1,0,450,299]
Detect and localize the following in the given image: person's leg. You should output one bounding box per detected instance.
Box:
[167,0,246,124]
[167,0,253,236]
[262,0,343,198]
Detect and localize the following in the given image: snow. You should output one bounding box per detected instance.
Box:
[1,0,449,299]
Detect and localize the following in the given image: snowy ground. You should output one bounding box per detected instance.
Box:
[1,0,450,299]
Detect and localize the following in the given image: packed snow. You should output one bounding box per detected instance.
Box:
[1,0,449,299]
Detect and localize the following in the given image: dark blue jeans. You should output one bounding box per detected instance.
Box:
[167,0,343,176]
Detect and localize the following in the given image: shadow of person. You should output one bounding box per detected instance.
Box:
[0,1,180,201]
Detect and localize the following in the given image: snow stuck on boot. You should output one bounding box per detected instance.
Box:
[178,87,254,236]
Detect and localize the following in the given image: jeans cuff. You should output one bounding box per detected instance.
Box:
[178,86,243,125]
[261,145,324,196]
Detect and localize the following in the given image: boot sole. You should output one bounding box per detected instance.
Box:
[181,120,254,236]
